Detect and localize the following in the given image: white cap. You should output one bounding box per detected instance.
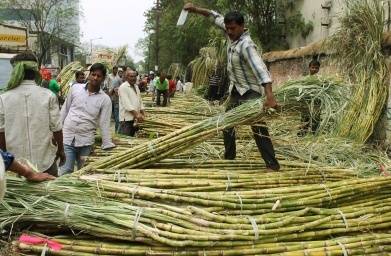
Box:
[149,71,155,75]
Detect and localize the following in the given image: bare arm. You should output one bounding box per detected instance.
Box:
[184,3,213,17]
[0,132,6,151]
[263,83,278,110]
[53,130,65,166]
[8,160,55,181]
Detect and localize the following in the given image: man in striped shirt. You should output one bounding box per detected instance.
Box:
[185,4,280,171]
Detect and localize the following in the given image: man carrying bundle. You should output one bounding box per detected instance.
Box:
[184,4,280,171]
[0,52,66,176]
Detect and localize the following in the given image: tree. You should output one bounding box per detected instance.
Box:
[217,0,313,51]
[141,0,222,72]
[0,0,79,66]
[140,0,313,70]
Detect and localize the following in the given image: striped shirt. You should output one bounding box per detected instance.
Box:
[211,11,272,96]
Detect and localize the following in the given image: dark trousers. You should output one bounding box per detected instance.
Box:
[299,111,320,136]
[44,161,59,177]
[223,88,280,170]
[112,104,120,133]
[156,89,168,106]
[207,85,219,101]
[119,121,138,137]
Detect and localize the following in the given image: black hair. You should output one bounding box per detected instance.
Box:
[10,52,38,80]
[167,75,172,80]
[113,66,118,70]
[10,51,38,65]
[224,11,245,25]
[75,70,84,79]
[309,59,320,67]
[24,69,36,80]
[90,63,107,77]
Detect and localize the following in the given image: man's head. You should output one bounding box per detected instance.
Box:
[126,70,137,85]
[159,72,166,82]
[10,52,38,80]
[118,69,123,78]
[112,66,118,75]
[75,71,85,83]
[309,59,320,75]
[88,63,107,88]
[224,11,245,41]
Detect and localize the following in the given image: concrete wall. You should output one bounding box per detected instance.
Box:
[287,0,344,49]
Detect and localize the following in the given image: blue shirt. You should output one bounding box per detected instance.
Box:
[0,150,14,170]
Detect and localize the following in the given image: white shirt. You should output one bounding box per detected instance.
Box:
[119,81,144,121]
[0,80,62,171]
[61,83,115,149]
[211,11,272,96]
[0,153,5,200]
[176,80,183,91]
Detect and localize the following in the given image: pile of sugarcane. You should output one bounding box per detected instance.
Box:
[4,175,391,255]
[112,45,128,67]
[189,47,219,88]
[332,0,389,142]
[81,75,348,172]
[15,232,391,255]
[83,167,356,191]
[58,61,84,96]
[168,63,184,79]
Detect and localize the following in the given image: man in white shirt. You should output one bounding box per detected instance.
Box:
[60,63,115,175]
[118,70,145,137]
[109,68,123,133]
[0,52,65,176]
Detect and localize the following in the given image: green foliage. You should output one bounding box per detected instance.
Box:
[0,0,79,66]
[140,0,313,71]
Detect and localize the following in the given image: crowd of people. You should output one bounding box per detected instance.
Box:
[0,3,322,193]
[0,50,189,182]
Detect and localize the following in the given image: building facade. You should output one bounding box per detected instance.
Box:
[287,0,391,49]
[0,0,81,69]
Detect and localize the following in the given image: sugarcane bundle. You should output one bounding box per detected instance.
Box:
[3,175,391,249]
[112,45,128,67]
[83,167,356,192]
[168,63,183,79]
[278,75,348,133]
[189,47,219,88]
[81,75,347,171]
[331,0,389,142]
[15,232,391,255]
[58,61,84,96]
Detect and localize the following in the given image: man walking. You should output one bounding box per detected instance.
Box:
[155,73,169,107]
[0,52,65,176]
[185,4,280,171]
[109,68,123,133]
[60,63,115,175]
[118,70,145,137]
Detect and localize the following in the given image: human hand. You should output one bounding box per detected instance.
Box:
[55,150,66,166]
[25,171,55,182]
[264,95,278,111]
[184,3,196,12]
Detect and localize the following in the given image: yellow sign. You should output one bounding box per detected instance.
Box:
[0,34,26,43]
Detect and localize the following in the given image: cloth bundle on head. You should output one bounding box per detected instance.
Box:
[6,53,41,91]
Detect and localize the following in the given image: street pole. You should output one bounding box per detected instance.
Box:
[155,0,160,72]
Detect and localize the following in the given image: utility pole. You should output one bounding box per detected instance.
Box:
[155,0,160,72]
